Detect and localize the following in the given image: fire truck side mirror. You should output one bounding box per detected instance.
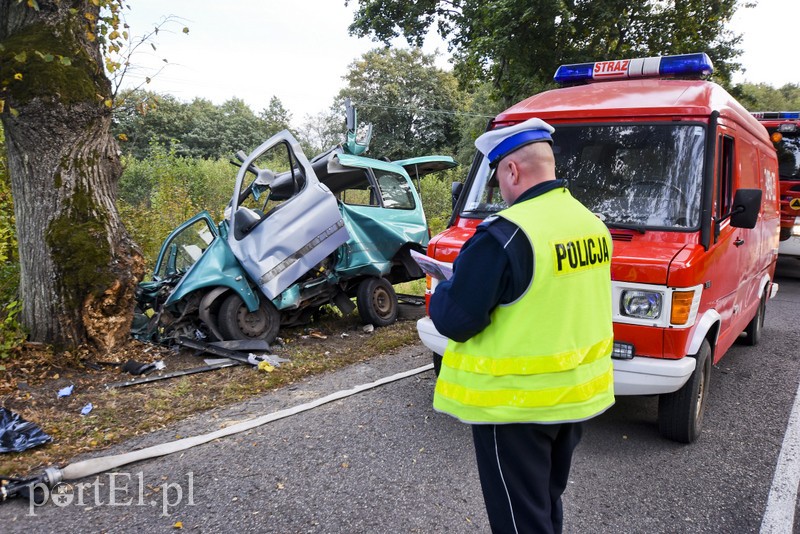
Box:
[451,181,463,210]
[729,188,762,229]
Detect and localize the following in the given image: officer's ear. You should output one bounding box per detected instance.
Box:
[508,160,521,185]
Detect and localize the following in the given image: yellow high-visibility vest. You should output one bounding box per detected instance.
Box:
[434,187,615,423]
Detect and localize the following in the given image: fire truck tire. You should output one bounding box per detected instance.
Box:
[357,277,398,327]
[433,352,442,377]
[742,289,767,346]
[218,294,280,343]
[657,339,711,443]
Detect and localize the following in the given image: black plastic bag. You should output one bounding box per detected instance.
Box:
[0,407,52,453]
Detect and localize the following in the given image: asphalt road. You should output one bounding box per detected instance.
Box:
[3,257,799,533]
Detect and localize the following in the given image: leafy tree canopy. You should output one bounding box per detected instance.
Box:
[113,91,293,159]
[338,47,464,160]
[347,0,746,106]
[735,83,800,112]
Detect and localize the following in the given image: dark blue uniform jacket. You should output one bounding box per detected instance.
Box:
[429,179,567,342]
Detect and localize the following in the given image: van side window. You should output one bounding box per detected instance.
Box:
[375,170,415,209]
[337,170,381,207]
[717,135,734,219]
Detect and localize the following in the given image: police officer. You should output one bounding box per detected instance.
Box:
[429,118,614,534]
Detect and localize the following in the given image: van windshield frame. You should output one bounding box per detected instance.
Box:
[461,122,707,231]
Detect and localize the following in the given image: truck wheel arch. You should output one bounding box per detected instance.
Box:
[687,309,721,356]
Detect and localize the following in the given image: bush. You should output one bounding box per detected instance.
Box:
[0,125,25,361]
[419,167,462,236]
[118,146,237,271]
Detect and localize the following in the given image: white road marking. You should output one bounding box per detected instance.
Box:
[760,377,800,533]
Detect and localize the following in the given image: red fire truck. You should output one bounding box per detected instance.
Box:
[418,53,780,443]
[752,111,800,257]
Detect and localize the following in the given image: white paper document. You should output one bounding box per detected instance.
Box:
[410,249,453,281]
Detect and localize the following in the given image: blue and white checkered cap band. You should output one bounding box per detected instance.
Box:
[487,129,553,166]
[475,117,555,167]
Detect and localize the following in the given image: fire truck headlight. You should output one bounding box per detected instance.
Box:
[793,217,800,237]
[620,290,663,319]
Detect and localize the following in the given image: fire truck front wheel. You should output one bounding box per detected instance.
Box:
[657,339,712,443]
[742,289,767,346]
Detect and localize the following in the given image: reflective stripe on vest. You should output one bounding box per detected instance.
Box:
[433,187,614,424]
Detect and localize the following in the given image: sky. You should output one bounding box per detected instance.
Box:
[119,0,799,126]
[119,0,448,125]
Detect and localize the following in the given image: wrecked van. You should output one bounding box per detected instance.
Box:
[134,129,456,344]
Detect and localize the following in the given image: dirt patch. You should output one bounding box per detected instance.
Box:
[0,303,426,478]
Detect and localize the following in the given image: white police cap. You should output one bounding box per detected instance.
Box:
[475,118,555,168]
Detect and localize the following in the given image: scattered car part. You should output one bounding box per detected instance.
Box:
[104,361,240,389]
[177,336,264,366]
[121,359,164,376]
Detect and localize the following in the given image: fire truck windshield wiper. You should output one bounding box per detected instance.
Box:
[605,221,646,234]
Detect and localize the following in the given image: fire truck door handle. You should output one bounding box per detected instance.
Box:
[734,238,745,247]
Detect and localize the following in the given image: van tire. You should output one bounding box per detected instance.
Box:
[657,339,711,443]
[357,277,398,327]
[218,294,280,343]
[743,289,767,346]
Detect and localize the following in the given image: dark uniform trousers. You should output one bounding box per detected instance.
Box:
[471,421,584,534]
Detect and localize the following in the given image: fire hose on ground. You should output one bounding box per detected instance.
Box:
[0,362,434,504]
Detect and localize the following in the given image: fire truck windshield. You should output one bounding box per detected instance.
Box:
[463,123,706,229]
[774,131,800,179]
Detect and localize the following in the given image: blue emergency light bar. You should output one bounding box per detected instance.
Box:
[751,111,800,120]
[553,53,714,85]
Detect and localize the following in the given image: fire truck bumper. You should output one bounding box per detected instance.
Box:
[417,317,448,356]
[612,356,696,395]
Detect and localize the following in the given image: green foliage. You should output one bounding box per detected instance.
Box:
[117,145,237,270]
[295,107,349,156]
[113,90,294,160]
[260,96,293,134]
[347,0,746,105]
[735,83,800,112]
[453,82,500,165]
[0,124,25,357]
[419,168,461,236]
[338,47,465,160]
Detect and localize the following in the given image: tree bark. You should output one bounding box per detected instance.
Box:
[0,0,143,350]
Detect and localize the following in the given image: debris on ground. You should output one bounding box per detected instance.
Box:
[0,408,53,453]
[121,359,165,376]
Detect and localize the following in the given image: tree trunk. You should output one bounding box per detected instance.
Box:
[0,1,143,350]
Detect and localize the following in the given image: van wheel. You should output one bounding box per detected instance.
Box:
[433,352,442,376]
[357,277,398,327]
[658,339,711,443]
[218,294,280,343]
[743,289,767,346]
